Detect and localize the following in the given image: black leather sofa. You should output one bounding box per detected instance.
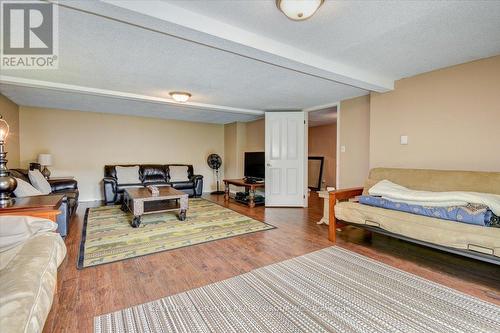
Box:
[103,164,203,205]
[10,167,79,237]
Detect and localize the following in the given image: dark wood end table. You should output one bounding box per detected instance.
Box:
[223,179,265,208]
[0,194,64,222]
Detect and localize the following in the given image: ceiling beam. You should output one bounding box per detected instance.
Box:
[54,0,394,92]
[0,76,265,116]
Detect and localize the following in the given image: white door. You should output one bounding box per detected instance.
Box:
[265,111,306,207]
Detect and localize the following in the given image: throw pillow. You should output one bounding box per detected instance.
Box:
[13,178,43,197]
[115,166,140,184]
[169,165,189,182]
[28,169,52,195]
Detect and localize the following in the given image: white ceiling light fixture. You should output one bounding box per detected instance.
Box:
[276,0,324,21]
[169,91,192,103]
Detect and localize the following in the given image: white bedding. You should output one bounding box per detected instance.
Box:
[368,180,500,215]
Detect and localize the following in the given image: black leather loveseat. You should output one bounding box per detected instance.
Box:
[103,164,203,205]
[11,167,79,237]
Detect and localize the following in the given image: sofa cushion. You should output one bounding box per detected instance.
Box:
[13,178,42,197]
[0,232,66,333]
[116,184,144,192]
[141,164,168,185]
[115,166,140,184]
[170,181,194,190]
[140,165,167,183]
[143,179,169,186]
[335,202,500,257]
[28,169,52,195]
[169,165,189,182]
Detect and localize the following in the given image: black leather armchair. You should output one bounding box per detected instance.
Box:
[49,178,79,217]
[103,164,203,205]
[10,168,79,237]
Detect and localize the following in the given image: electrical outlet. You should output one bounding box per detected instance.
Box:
[400,135,408,145]
[341,145,346,153]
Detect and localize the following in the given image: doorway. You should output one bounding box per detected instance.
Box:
[307,106,337,193]
[264,111,306,207]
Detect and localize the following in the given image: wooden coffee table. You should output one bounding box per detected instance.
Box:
[121,187,188,228]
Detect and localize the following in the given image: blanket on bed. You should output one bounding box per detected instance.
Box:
[359,195,499,227]
[368,180,500,216]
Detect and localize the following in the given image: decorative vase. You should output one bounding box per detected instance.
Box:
[0,143,17,207]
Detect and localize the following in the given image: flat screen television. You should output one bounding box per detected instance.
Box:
[244,152,265,180]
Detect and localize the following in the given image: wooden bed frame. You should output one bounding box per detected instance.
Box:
[328,188,500,265]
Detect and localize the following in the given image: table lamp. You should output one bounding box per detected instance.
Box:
[0,116,17,207]
[38,154,52,179]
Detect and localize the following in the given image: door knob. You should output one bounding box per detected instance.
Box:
[266,163,271,167]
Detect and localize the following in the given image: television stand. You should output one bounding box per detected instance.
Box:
[243,176,264,184]
[223,178,265,208]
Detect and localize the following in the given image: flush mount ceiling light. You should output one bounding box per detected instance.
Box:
[276,0,324,21]
[169,91,192,103]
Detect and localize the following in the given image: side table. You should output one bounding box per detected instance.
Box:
[317,190,331,225]
[223,179,265,208]
[0,195,64,222]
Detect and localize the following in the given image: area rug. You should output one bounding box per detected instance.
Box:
[78,199,274,268]
[94,246,500,333]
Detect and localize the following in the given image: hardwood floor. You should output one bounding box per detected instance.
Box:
[44,193,500,332]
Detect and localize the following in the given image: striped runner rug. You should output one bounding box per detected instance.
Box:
[94,247,500,332]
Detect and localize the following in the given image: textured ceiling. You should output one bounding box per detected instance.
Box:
[0,3,366,123]
[171,0,500,80]
[1,0,499,123]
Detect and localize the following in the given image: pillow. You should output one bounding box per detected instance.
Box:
[28,169,52,194]
[169,165,189,182]
[13,178,42,197]
[115,166,140,184]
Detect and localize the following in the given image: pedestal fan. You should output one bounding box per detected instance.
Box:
[207,154,225,194]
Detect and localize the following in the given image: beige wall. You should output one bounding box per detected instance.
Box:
[0,94,20,168]
[370,55,500,172]
[244,118,265,152]
[223,119,264,193]
[308,123,336,187]
[223,122,246,180]
[19,107,224,201]
[338,95,370,188]
[224,118,265,180]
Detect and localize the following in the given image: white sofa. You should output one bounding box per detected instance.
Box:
[0,216,66,333]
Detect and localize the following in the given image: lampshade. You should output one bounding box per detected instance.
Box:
[169,91,191,103]
[38,154,52,166]
[276,0,324,21]
[0,118,9,142]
